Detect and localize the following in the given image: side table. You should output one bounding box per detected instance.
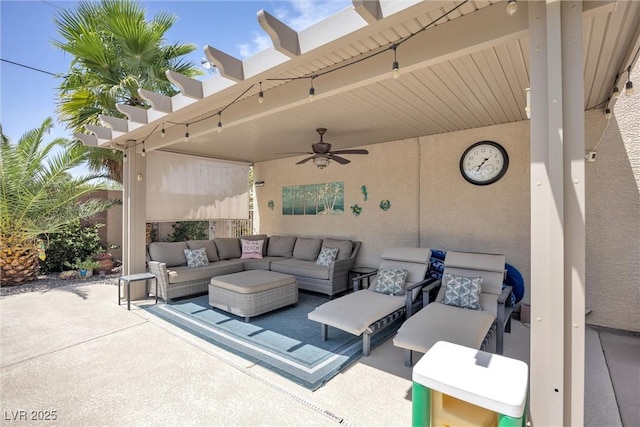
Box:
[412,341,529,426]
[348,266,378,291]
[118,273,157,310]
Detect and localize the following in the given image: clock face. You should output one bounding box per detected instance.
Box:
[460,141,509,185]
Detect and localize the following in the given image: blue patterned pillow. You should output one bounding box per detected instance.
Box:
[316,247,339,266]
[442,273,482,310]
[184,248,209,268]
[373,268,409,296]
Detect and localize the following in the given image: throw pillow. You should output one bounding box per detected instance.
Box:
[316,247,339,266]
[373,268,409,296]
[240,239,264,259]
[442,273,483,310]
[183,248,209,268]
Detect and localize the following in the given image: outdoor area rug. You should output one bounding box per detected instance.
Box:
[146,292,400,390]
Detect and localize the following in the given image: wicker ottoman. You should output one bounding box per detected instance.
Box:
[209,270,298,322]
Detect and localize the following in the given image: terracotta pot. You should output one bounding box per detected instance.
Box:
[93,254,114,273]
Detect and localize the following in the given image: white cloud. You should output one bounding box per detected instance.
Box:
[237,0,350,58]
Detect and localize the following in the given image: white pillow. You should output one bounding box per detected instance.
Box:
[240,239,264,259]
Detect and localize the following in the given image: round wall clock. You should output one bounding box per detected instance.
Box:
[459,141,509,185]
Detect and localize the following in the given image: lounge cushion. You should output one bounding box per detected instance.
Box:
[393,302,495,353]
[321,238,353,260]
[240,256,287,271]
[293,237,322,261]
[214,238,241,260]
[308,290,405,336]
[270,259,331,280]
[210,270,296,294]
[184,248,209,268]
[187,240,219,262]
[267,236,297,258]
[148,242,188,267]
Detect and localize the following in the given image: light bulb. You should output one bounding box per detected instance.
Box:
[612,87,620,99]
[625,80,634,96]
[309,86,315,102]
[258,91,264,104]
[123,153,127,162]
[217,121,222,133]
[392,61,400,80]
[604,108,612,120]
[161,127,166,138]
[184,131,189,143]
[141,147,146,157]
[506,0,517,16]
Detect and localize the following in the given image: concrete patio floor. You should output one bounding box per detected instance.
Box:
[0,280,635,426]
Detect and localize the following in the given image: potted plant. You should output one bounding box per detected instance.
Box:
[92,248,115,274]
[70,257,101,279]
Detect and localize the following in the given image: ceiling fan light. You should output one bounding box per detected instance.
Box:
[313,157,329,169]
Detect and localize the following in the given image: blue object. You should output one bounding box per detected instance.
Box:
[428,250,525,305]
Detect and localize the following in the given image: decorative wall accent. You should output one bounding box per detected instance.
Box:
[282,181,344,215]
[268,200,275,210]
[361,185,368,201]
[379,200,391,211]
[351,204,362,216]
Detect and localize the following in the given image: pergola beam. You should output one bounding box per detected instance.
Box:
[257,9,300,58]
[204,46,245,82]
[353,0,383,23]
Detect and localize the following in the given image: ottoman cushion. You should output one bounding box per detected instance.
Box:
[211,270,296,294]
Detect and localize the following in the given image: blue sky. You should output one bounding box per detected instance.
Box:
[0,0,350,144]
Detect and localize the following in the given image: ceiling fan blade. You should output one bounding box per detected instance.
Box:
[331,149,369,155]
[329,154,351,165]
[276,151,313,155]
[296,156,316,164]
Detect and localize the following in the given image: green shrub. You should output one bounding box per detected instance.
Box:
[39,221,103,273]
[167,221,208,242]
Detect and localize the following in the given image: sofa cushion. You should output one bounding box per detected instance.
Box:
[316,247,339,267]
[187,240,219,262]
[240,239,264,259]
[321,238,353,260]
[293,237,322,261]
[148,242,188,267]
[240,234,268,256]
[266,236,297,258]
[240,256,286,271]
[270,259,331,280]
[167,261,243,284]
[184,248,209,268]
[214,238,241,260]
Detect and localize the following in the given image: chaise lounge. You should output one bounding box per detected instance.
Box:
[307,247,434,356]
[393,250,514,366]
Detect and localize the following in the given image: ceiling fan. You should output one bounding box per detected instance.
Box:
[284,128,369,169]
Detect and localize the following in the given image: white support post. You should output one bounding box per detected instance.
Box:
[561,2,586,425]
[122,145,148,301]
[528,1,586,425]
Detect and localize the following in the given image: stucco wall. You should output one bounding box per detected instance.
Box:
[255,121,532,301]
[585,84,640,330]
[255,110,639,332]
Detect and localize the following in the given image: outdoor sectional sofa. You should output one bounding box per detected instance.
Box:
[147,235,361,302]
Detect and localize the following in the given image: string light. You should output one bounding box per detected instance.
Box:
[625,67,634,96]
[506,0,518,16]
[391,44,400,80]
[217,114,223,133]
[123,151,127,161]
[308,76,315,102]
[141,141,146,156]
[612,86,620,99]
[184,123,190,142]
[258,81,264,104]
[604,108,612,120]
[161,123,166,137]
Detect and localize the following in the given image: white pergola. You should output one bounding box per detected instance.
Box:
[76,1,640,425]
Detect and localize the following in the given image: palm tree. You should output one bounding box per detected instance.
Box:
[0,118,113,286]
[52,0,202,181]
